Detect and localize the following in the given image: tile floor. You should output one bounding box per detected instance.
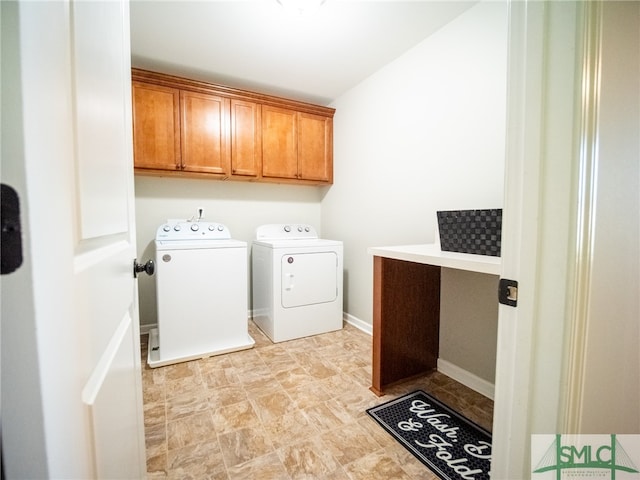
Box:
[141,321,493,479]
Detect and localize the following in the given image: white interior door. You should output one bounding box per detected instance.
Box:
[72,2,146,478]
[1,1,146,478]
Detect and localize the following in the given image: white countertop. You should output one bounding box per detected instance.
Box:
[368,244,501,275]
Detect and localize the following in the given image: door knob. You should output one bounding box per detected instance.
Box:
[133,259,155,278]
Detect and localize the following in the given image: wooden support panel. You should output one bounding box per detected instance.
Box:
[371,256,441,395]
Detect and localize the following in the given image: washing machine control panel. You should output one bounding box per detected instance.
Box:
[156,220,231,241]
[255,224,318,240]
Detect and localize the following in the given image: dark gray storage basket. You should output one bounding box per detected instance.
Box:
[437,209,502,257]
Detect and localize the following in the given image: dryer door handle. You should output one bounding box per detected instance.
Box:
[284,273,295,291]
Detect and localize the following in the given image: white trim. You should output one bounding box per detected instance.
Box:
[437,359,494,400]
[139,323,156,336]
[343,312,372,336]
[82,313,132,405]
[491,1,545,478]
[562,0,602,434]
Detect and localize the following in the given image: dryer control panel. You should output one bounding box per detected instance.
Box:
[255,224,318,240]
[156,220,231,241]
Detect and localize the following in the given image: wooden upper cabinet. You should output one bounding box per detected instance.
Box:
[261,106,333,183]
[131,68,334,185]
[230,99,261,178]
[180,91,230,176]
[132,81,180,170]
[261,105,298,180]
[298,112,333,183]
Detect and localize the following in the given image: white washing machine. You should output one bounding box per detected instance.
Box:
[148,220,254,368]
[252,224,343,343]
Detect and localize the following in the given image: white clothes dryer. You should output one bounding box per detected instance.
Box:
[149,220,254,368]
[252,224,343,343]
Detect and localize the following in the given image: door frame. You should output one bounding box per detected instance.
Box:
[492,1,600,477]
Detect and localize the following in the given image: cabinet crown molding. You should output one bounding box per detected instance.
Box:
[131,68,335,117]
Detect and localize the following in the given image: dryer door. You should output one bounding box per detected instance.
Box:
[281,252,338,308]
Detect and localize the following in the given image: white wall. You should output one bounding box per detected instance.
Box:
[134,176,323,328]
[322,1,508,328]
[439,269,499,384]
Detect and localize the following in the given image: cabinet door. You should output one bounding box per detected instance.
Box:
[298,112,332,183]
[132,82,180,170]
[261,105,298,180]
[230,99,261,177]
[180,91,230,175]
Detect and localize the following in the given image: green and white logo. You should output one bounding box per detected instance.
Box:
[532,434,640,479]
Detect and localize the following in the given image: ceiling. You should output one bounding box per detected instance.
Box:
[129,1,477,105]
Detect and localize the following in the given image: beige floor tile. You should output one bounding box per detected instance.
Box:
[285,380,334,410]
[166,439,226,480]
[303,401,352,433]
[145,423,167,460]
[303,359,339,381]
[277,436,341,479]
[166,411,217,451]
[378,439,440,479]
[165,389,211,421]
[200,360,241,389]
[274,365,316,390]
[211,399,261,434]
[164,374,206,400]
[262,408,320,449]
[228,348,265,370]
[320,422,385,466]
[144,402,166,428]
[163,361,199,382]
[207,384,247,408]
[342,450,413,480]
[217,426,274,468]
[255,344,294,363]
[142,321,494,479]
[329,386,381,421]
[322,466,352,480]
[250,390,297,423]
[226,452,289,480]
[143,382,165,405]
[146,451,167,478]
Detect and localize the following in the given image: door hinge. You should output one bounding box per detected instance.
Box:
[498,278,518,307]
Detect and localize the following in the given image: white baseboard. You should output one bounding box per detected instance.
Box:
[343,312,372,336]
[437,358,495,400]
